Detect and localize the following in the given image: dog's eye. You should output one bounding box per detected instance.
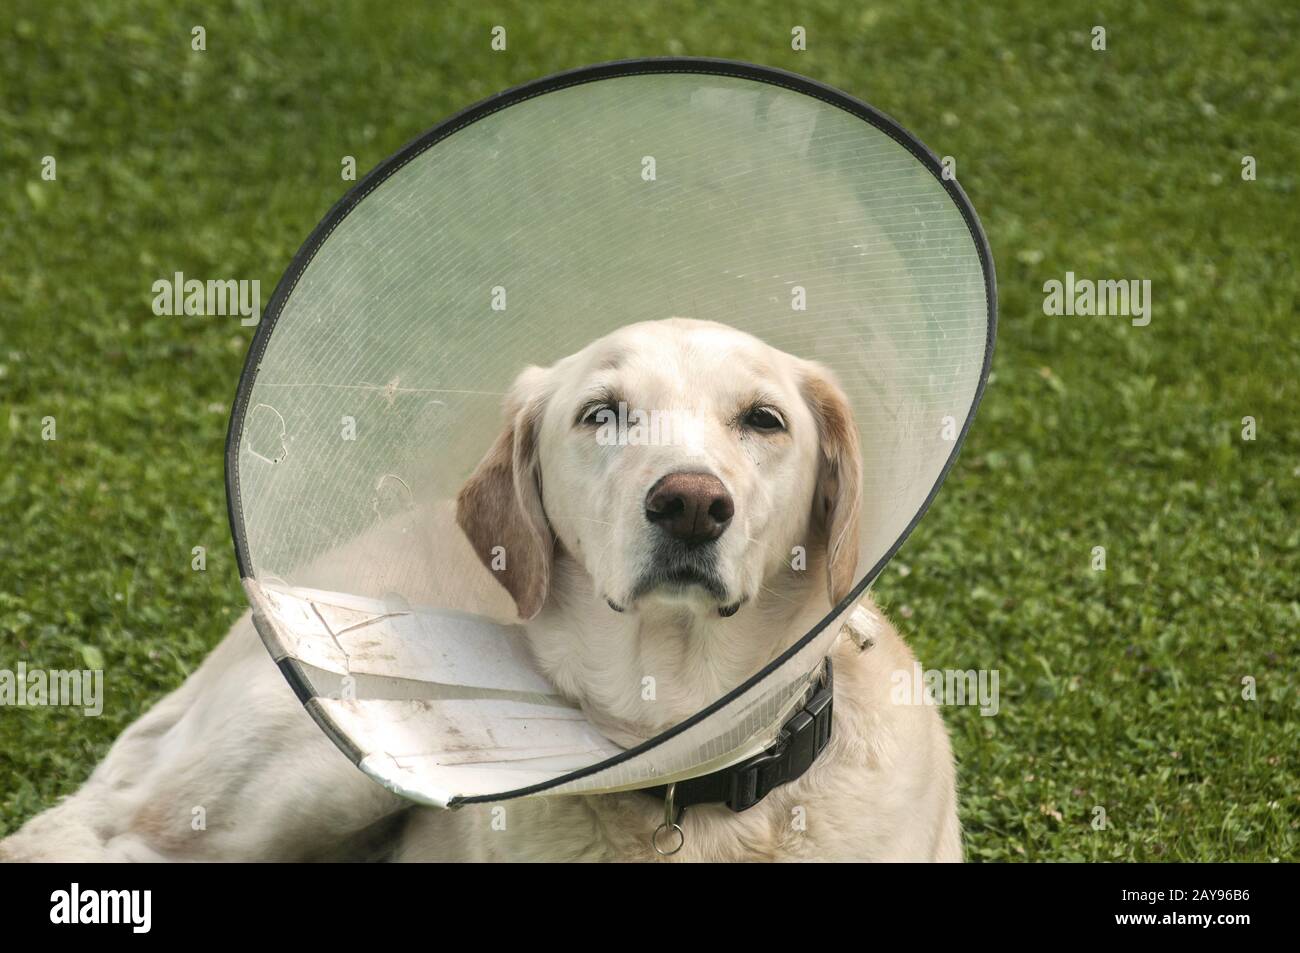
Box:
[743,406,786,433]
[577,401,616,427]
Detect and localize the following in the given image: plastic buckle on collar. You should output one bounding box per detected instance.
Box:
[641,657,834,815]
[726,658,834,811]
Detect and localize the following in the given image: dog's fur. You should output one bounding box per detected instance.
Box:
[1,319,960,862]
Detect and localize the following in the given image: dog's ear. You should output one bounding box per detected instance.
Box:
[800,362,862,605]
[456,366,554,620]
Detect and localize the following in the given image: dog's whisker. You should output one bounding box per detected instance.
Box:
[757,583,801,606]
[738,531,795,561]
[546,514,616,528]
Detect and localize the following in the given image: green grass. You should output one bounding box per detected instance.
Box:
[1,0,1296,860]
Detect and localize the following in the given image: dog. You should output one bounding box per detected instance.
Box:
[1,318,961,861]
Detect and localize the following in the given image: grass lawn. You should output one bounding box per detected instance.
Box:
[1,0,1296,860]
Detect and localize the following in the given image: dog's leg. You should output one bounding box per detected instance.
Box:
[931,792,965,862]
[1,614,406,862]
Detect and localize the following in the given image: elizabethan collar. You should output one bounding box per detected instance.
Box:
[225,59,995,808]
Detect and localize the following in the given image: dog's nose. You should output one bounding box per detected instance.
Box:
[644,471,734,545]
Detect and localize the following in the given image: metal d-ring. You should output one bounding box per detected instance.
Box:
[652,782,685,856]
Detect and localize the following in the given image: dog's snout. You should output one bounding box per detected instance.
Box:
[644,471,734,546]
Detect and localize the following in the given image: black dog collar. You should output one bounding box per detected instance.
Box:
[641,657,834,815]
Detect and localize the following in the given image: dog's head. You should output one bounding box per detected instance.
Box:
[457,318,861,622]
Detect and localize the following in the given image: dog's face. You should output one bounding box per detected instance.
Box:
[457,318,861,621]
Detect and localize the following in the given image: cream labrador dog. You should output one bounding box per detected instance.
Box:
[2,318,960,862]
